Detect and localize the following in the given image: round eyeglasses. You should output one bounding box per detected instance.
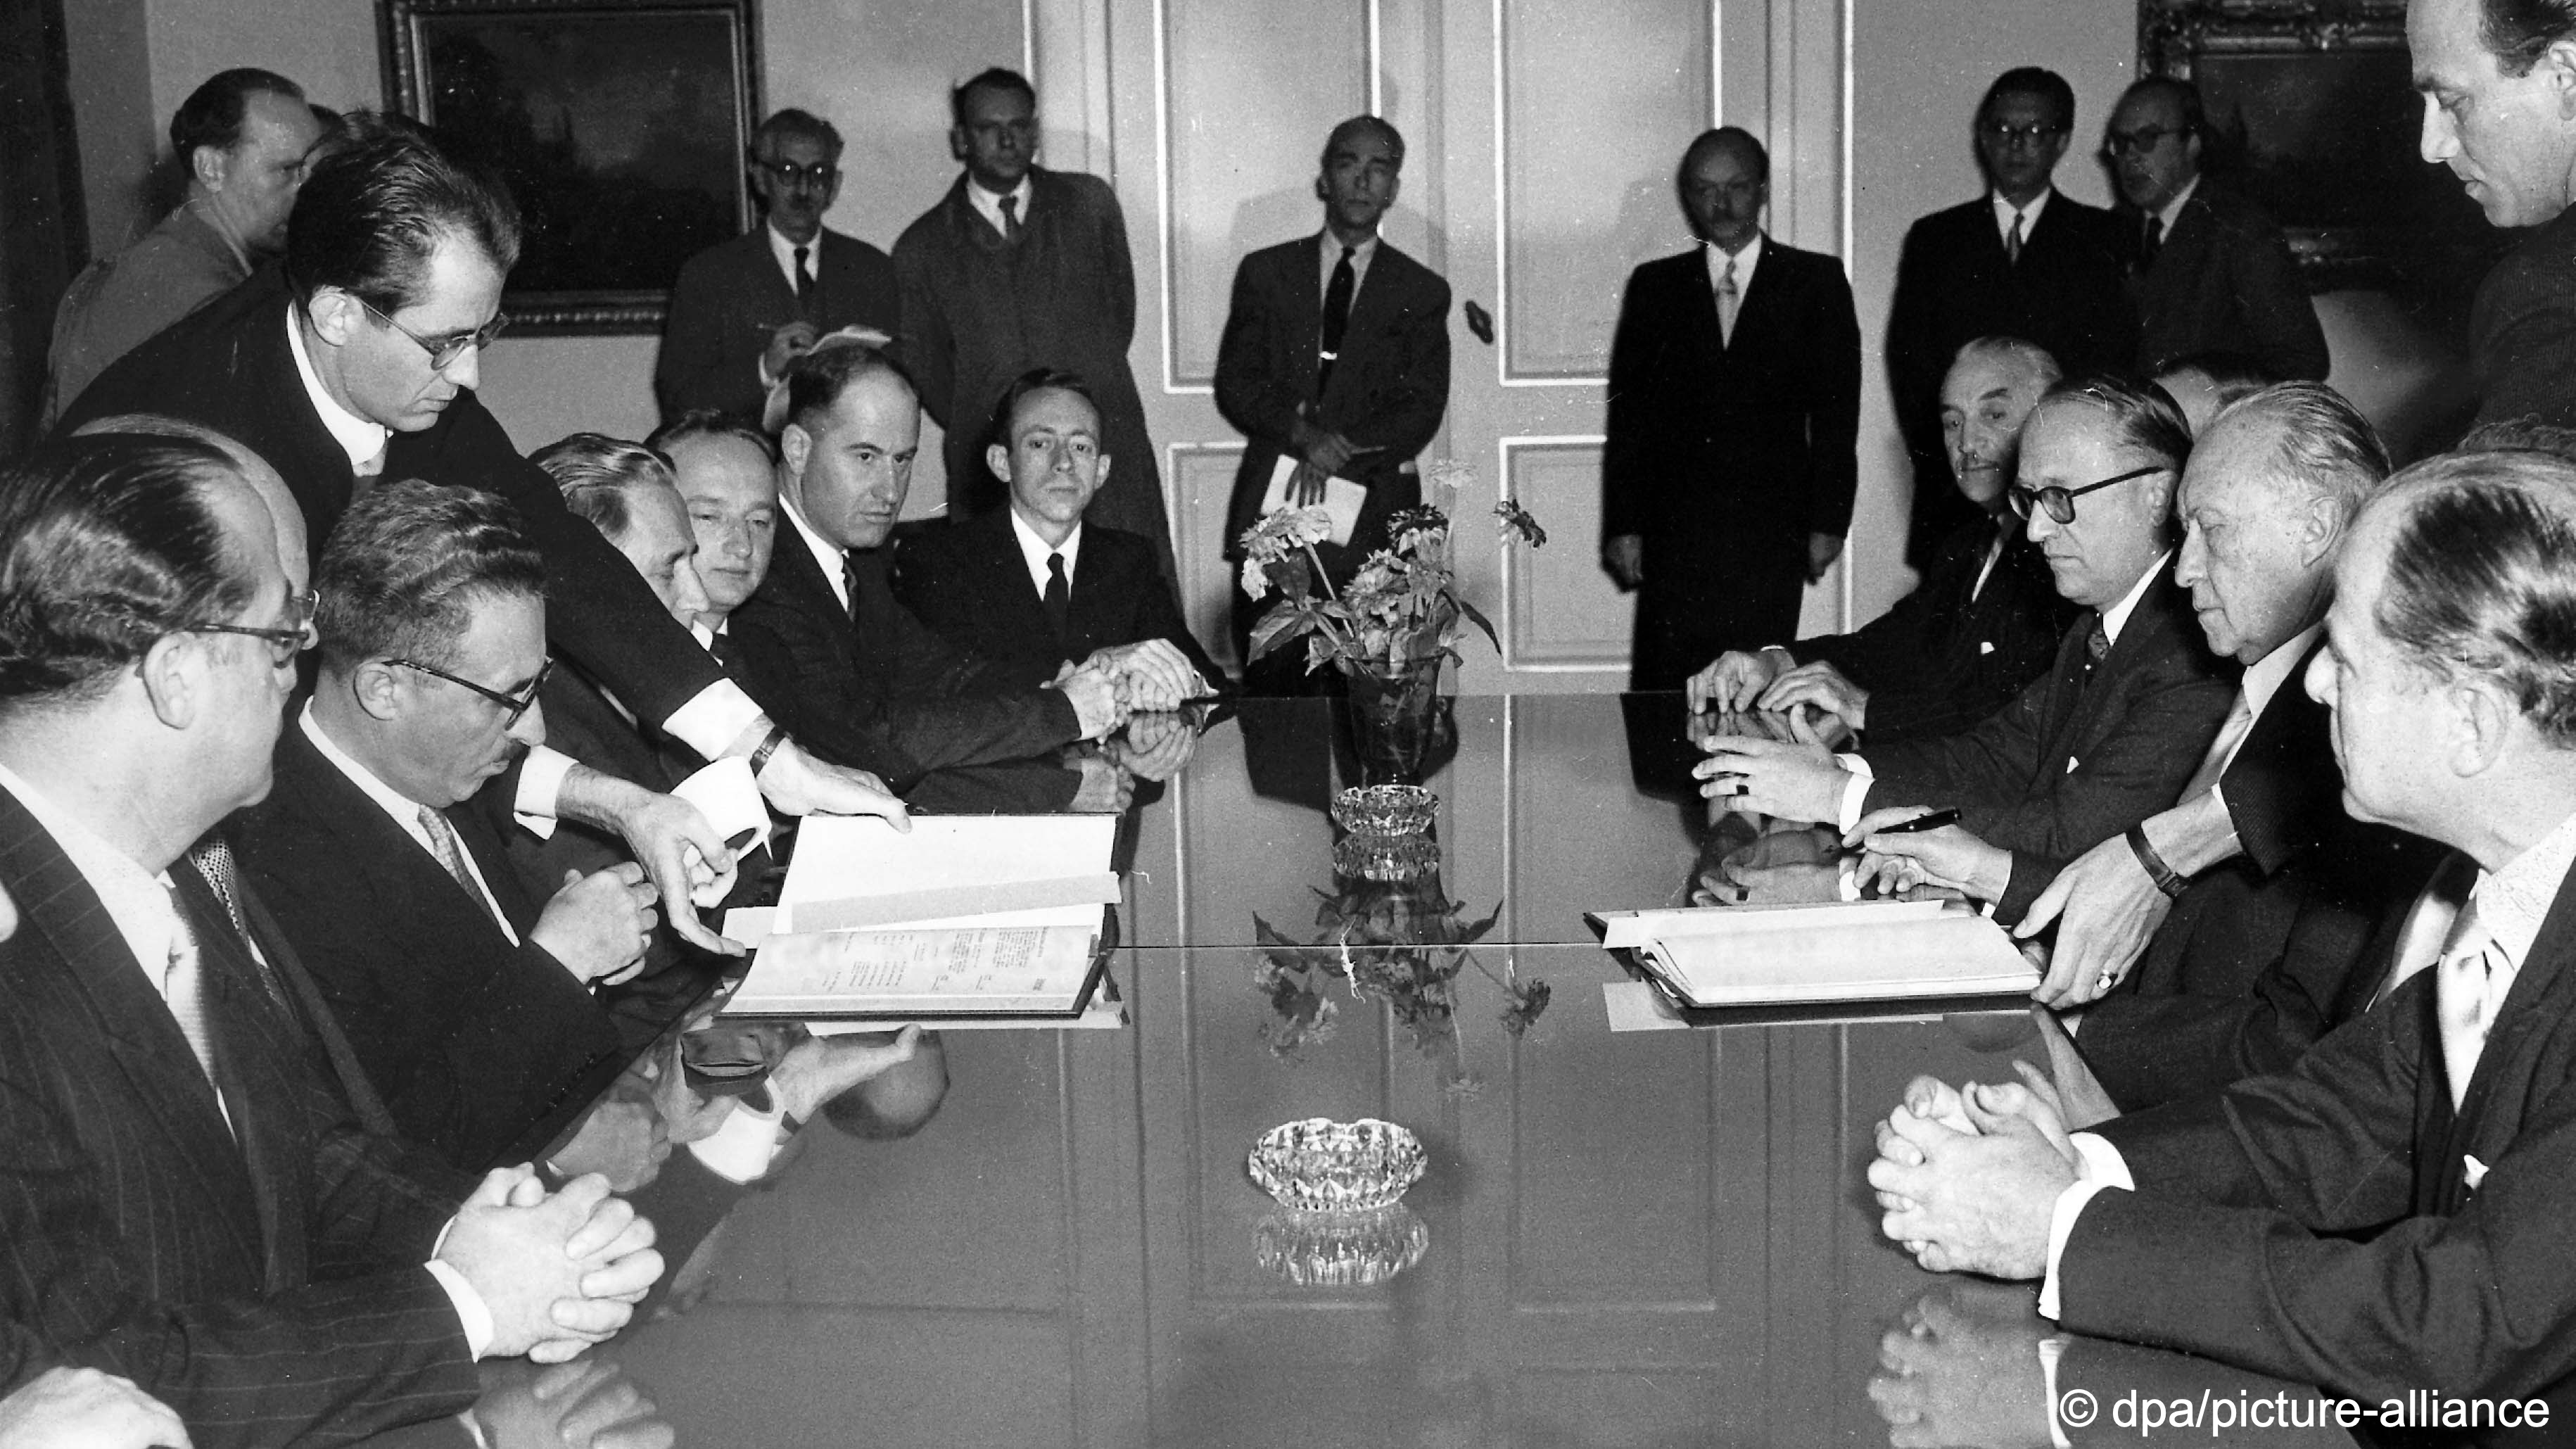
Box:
[2007,463,2169,524]
[360,298,509,371]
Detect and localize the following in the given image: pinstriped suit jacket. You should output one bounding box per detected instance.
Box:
[0,784,482,1448]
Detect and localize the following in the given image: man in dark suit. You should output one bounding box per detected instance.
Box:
[654,109,900,424]
[0,434,661,1448]
[1214,115,1452,690]
[1688,336,2075,742]
[1700,377,2235,921]
[894,68,1172,574]
[1887,68,2137,564]
[1870,449,2576,1403]
[2107,78,2328,381]
[2411,0,2576,429]
[1603,127,1861,692]
[898,368,1221,692]
[57,113,910,927]
[729,341,1130,806]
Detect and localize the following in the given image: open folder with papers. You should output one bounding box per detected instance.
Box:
[723,814,1121,1021]
[1588,899,2040,1008]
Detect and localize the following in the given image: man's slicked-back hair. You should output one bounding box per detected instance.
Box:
[2371,450,2576,745]
[1953,335,2062,390]
[987,367,1102,448]
[285,111,522,312]
[1320,114,1406,171]
[2203,381,2391,527]
[0,435,255,708]
[782,338,919,436]
[2036,374,2193,473]
[315,477,545,673]
[951,67,1037,128]
[170,68,305,163]
[1979,66,2077,132]
[1680,125,1770,184]
[2116,75,2207,137]
[751,108,843,163]
[532,434,678,544]
[2478,0,2576,76]
[648,409,777,463]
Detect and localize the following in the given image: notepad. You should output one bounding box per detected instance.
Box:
[1590,899,2038,1008]
[1258,456,1367,546]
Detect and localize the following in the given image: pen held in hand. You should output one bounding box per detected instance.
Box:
[1870,807,1962,837]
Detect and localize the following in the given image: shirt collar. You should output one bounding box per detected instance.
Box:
[766,223,820,289]
[2240,622,2323,721]
[966,174,1036,236]
[284,304,392,471]
[1321,227,1381,266]
[1992,186,2054,232]
[2096,550,2170,647]
[1704,232,1764,286]
[1007,507,1082,593]
[2152,175,2201,235]
[300,700,433,822]
[2473,808,2576,970]
[778,494,850,612]
[0,763,182,982]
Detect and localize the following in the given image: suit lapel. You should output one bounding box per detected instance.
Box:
[1325,242,1405,409]
[172,877,303,1291]
[2442,854,2576,1184]
[1290,237,1328,406]
[975,513,1059,650]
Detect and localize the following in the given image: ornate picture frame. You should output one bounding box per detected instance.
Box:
[2138,0,2498,291]
[381,0,761,334]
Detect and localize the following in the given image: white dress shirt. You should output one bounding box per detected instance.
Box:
[1991,187,2055,249]
[1317,228,1381,308]
[1703,231,1764,299]
[764,222,817,297]
[1009,509,1082,600]
[965,174,1035,241]
[299,707,521,951]
[780,497,849,614]
[2149,176,2200,246]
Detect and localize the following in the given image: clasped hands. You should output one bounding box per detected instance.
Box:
[436,1165,664,1363]
[1868,1070,2079,1282]
[1688,648,1872,728]
[1692,725,1851,823]
[1052,639,1210,737]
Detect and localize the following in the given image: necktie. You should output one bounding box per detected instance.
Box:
[998,194,1023,243]
[842,551,865,623]
[418,806,503,932]
[2082,614,2110,671]
[160,890,223,1097]
[792,243,815,310]
[2178,690,2257,801]
[709,628,740,673]
[1042,552,1072,643]
[2435,899,2512,1110]
[1317,244,1357,400]
[1715,257,1740,346]
[2006,210,2026,266]
[186,837,286,1011]
[2140,214,2164,271]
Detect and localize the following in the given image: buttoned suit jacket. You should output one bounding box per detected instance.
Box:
[654,226,900,423]
[1885,194,2137,558]
[1787,514,2074,743]
[2126,182,2328,380]
[893,168,1169,564]
[728,540,1081,800]
[892,508,1222,693]
[58,267,730,730]
[0,785,482,1448]
[2469,203,2576,431]
[1860,562,2235,919]
[2063,851,2576,1401]
[2070,637,2447,1109]
[1604,241,1862,689]
[236,726,627,1172]
[1214,233,1452,567]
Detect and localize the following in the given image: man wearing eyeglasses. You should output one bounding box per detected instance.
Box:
[1888,68,2137,567]
[62,113,912,956]
[655,109,901,424]
[1696,377,2234,922]
[2107,78,2327,382]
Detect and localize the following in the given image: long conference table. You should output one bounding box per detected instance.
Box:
[360,694,2426,1448]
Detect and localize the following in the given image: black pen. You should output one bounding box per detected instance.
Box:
[1870,807,1962,835]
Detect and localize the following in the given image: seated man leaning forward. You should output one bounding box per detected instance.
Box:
[725,339,1138,795]
[1694,375,2235,921]
[1689,336,2076,743]
[0,434,659,1447]
[1872,448,2576,1402]
[893,367,1221,696]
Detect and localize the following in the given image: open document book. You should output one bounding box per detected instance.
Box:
[1589,899,2039,1008]
[723,815,1120,1022]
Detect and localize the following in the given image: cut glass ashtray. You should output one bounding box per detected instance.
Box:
[1254,1204,1430,1287]
[1247,1117,1427,1211]
[1332,830,1441,882]
[1331,785,1436,835]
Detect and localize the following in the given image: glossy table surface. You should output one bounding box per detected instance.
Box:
[364,696,2382,1449]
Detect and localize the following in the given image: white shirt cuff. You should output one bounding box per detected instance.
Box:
[2037,1337,2072,1449]
[1837,855,1863,902]
[663,681,768,763]
[1834,753,1873,833]
[2036,1132,2133,1320]
[686,1095,791,1183]
[424,1255,497,1359]
[512,745,578,840]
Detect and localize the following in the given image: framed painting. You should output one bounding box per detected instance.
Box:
[381,0,761,334]
[2138,0,2503,291]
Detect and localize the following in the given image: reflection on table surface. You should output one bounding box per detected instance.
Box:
[361,694,2495,1448]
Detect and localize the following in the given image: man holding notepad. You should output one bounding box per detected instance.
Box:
[1217,115,1453,693]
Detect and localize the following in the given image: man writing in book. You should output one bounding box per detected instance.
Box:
[1868,448,2576,1403]
[1216,115,1452,694]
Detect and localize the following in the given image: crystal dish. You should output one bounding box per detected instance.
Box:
[1247,1117,1427,1211]
[1253,1204,1430,1286]
[1330,785,1437,836]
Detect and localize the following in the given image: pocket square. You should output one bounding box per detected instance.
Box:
[2464,1153,2489,1191]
